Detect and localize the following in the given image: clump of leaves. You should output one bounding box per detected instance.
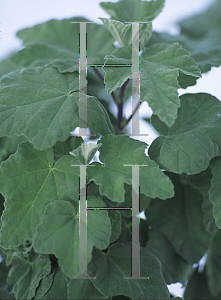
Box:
[0,0,221,299]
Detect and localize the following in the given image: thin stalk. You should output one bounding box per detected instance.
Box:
[91,66,118,104]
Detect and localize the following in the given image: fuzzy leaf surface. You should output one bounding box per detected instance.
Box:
[87,134,174,203]
[7,253,51,300]
[149,93,221,174]
[88,243,170,299]
[103,43,200,126]
[145,173,211,265]
[0,66,114,150]
[0,142,80,249]
[14,17,115,71]
[33,197,111,278]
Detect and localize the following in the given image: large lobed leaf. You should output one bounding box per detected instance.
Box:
[0,142,79,248]
[149,93,221,174]
[12,17,115,71]
[145,172,211,265]
[88,242,170,299]
[103,42,200,127]
[87,134,174,203]
[0,66,114,150]
[148,1,221,74]
[33,197,112,278]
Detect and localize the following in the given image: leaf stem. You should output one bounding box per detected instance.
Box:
[118,79,130,131]
[91,66,118,104]
[122,100,140,129]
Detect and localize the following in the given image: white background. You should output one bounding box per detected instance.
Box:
[0,0,220,297]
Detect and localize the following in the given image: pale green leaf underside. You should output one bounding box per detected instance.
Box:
[0,142,80,249]
[87,134,174,203]
[99,18,152,49]
[100,0,165,22]
[149,93,221,174]
[69,142,102,165]
[0,66,114,150]
[33,197,111,278]
[88,243,170,299]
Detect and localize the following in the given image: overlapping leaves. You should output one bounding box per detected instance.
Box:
[145,172,211,265]
[33,197,112,278]
[103,42,201,126]
[99,18,152,49]
[12,17,116,72]
[87,134,174,202]
[88,243,170,299]
[0,66,114,150]
[148,1,221,74]
[0,141,80,248]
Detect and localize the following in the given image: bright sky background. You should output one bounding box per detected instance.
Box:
[0,0,220,297]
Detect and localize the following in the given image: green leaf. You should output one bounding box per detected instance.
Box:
[99,18,152,49]
[7,251,51,300]
[0,53,21,78]
[69,142,102,165]
[87,134,174,203]
[0,289,16,300]
[0,66,114,150]
[67,273,109,299]
[140,42,201,127]
[0,135,27,164]
[149,93,221,174]
[100,0,165,22]
[11,44,79,73]
[103,47,132,95]
[209,157,221,229]
[88,243,170,299]
[53,136,84,162]
[103,43,200,126]
[0,142,79,249]
[178,0,221,39]
[108,210,122,243]
[33,272,54,300]
[0,246,11,290]
[145,172,211,265]
[188,169,217,232]
[104,183,151,219]
[39,269,68,300]
[147,231,192,285]
[183,267,221,300]
[14,17,115,70]
[205,230,221,297]
[149,29,221,74]
[33,197,111,278]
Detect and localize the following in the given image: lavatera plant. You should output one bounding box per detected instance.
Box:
[0,0,221,299]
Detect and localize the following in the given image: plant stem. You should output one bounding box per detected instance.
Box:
[91,66,117,104]
[118,79,130,131]
[122,100,140,129]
